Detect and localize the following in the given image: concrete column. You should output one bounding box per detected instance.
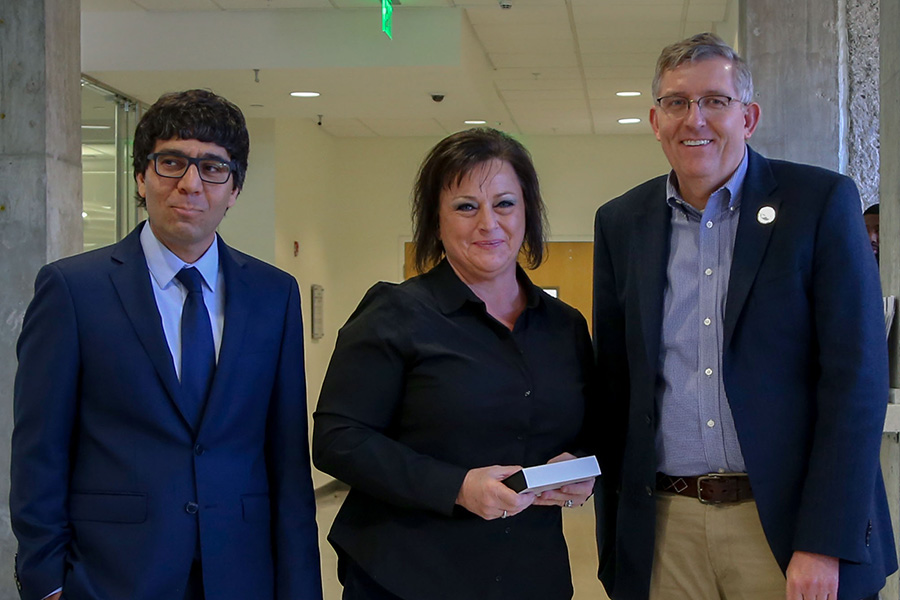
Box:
[740,0,844,172]
[0,0,82,597]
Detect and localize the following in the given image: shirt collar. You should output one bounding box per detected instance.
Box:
[665,147,749,217]
[140,221,220,291]
[427,258,542,315]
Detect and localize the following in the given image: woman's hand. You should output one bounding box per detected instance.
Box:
[532,452,595,508]
[455,465,535,520]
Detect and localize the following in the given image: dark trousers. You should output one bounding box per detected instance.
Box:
[341,558,404,600]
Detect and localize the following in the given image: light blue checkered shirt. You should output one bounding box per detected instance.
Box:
[656,150,749,476]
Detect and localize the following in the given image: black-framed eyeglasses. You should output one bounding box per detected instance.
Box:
[147,152,235,184]
[655,95,743,118]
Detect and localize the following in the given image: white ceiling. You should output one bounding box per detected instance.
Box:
[81,0,737,137]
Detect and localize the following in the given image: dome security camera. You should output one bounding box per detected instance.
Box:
[431,93,445,103]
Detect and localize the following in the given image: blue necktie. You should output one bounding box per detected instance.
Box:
[175,267,215,429]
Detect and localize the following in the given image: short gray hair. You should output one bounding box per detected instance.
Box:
[652,32,754,104]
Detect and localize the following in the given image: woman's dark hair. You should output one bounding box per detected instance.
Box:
[411,127,548,274]
[132,89,250,206]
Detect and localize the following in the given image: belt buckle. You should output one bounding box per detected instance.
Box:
[697,474,723,505]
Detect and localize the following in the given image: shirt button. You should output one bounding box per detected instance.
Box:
[706,221,713,229]
[703,318,711,326]
[194,444,205,456]
[705,368,713,376]
[705,268,713,276]
[524,390,531,397]
[495,575,502,582]
[185,501,199,514]
[707,419,716,428]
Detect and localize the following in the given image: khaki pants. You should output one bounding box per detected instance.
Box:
[649,492,786,600]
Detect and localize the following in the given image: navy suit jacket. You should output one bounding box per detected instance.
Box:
[10,225,322,600]
[592,148,897,600]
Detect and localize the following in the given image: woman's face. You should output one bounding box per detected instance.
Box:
[438,159,525,285]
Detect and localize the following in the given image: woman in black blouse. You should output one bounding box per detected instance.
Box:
[313,128,595,600]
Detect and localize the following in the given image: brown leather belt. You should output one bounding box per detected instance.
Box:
[656,473,753,504]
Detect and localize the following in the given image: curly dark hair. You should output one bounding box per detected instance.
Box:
[133,89,249,206]
[411,127,548,274]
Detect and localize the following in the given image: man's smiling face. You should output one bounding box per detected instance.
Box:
[650,56,760,206]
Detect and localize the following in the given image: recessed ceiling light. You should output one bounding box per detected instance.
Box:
[618,118,641,124]
[464,120,487,125]
[616,91,641,97]
[290,91,320,98]
[81,125,111,129]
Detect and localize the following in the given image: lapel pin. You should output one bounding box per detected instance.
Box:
[757,206,776,225]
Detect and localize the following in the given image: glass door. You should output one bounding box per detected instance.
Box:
[81,77,146,251]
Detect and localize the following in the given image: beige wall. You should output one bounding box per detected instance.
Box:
[219,120,671,486]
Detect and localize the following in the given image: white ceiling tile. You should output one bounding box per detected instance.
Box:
[490,52,577,69]
[361,118,449,137]
[571,0,683,5]
[134,0,220,9]
[335,0,451,6]
[572,3,682,22]
[682,22,717,36]
[492,67,582,80]
[464,5,568,26]
[511,113,593,135]
[687,0,728,22]
[82,0,144,10]
[214,0,332,7]
[472,21,572,42]
[501,89,583,102]
[456,0,564,7]
[496,79,582,91]
[319,118,379,137]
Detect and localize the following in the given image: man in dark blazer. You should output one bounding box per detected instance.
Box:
[10,90,322,600]
[593,33,896,600]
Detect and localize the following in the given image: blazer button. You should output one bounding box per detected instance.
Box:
[185,501,200,515]
[645,413,652,426]
[194,444,205,456]
[645,486,653,496]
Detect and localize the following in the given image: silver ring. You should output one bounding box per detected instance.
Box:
[564,500,574,508]
[501,510,508,519]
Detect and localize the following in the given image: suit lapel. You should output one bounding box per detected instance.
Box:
[724,148,780,348]
[634,181,672,371]
[199,238,250,431]
[109,226,183,410]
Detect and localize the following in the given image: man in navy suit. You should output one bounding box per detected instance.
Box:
[593,33,896,600]
[10,90,322,600]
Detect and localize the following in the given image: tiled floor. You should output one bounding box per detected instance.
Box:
[314,487,611,600]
